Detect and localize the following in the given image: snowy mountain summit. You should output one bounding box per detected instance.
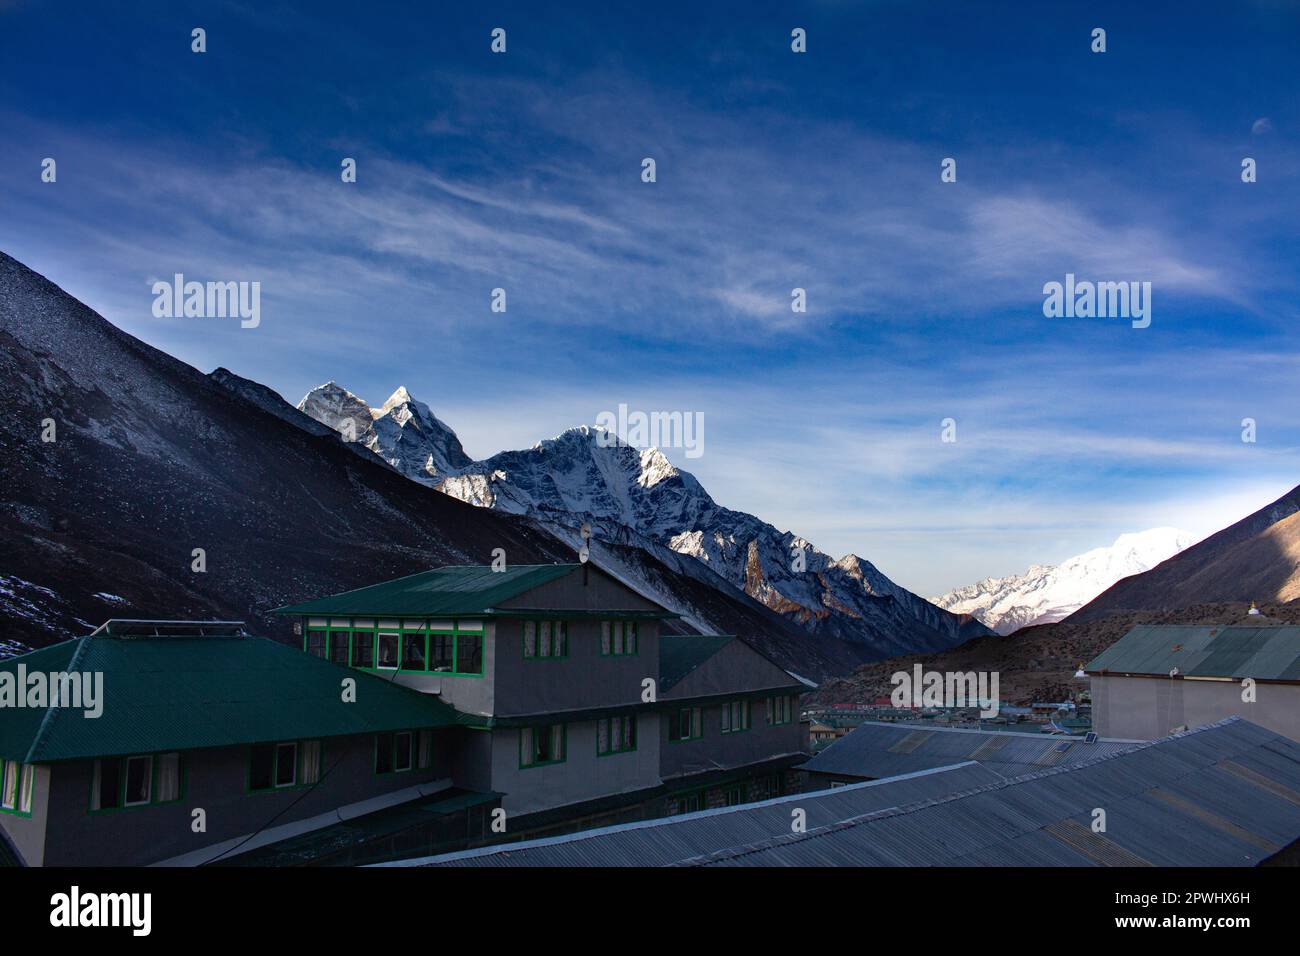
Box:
[297,382,991,657]
[299,382,472,480]
[930,527,1196,634]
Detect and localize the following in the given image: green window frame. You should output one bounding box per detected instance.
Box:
[519,724,567,768]
[669,788,706,815]
[248,740,322,793]
[721,699,751,734]
[522,620,568,660]
[766,694,794,726]
[667,707,703,742]
[401,628,428,671]
[597,715,637,756]
[88,753,186,813]
[304,617,483,676]
[327,630,350,665]
[305,630,327,658]
[376,631,400,669]
[374,729,434,774]
[351,626,375,667]
[600,620,639,656]
[1,760,35,817]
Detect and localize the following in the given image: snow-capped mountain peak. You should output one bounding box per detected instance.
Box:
[931,527,1197,634]
[296,382,992,657]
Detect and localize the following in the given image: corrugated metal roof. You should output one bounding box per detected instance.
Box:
[384,762,1005,867]
[272,564,584,616]
[0,628,460,763]
[801,721,1137,781]
[398,718,1300,867]
[658,634,734,690]
[1086,625,1300,680]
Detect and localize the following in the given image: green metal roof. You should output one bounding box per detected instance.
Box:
[658,634,735,690]
[273,564,584,616]
[1086,625,1300,681]
[0,626,460,764]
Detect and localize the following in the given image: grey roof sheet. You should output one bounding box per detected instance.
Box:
[383,762,1004,868]
[395,718,1300,867]
[1086,625,1300,680]
[800,721,1137,781]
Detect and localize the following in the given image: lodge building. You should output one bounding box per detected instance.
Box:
[0,562,808,865]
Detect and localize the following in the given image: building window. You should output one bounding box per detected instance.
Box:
[519,724,566,768]
[274,743,297,787]
[429,631,454,672]
[92,757,122,810]
[668,707,703,742]
[668,790,705,815]
[375,632,400,669]
[329,631,350,665]
[766,694,794,726]
[600,620,639,656]
[0,760,33,816]
[89,754,184,811]
[249,741,318,792]
[375,731,415,774]
[350,629,374,667]
[523,620,568,659]
[300,740,322,785]
[402,631,427,670]
[597,715,637,756]
[306,631,327,658]
[456,631,483,675]
[417,730,433,769]
[721,699,751,734]
[124,755,153,806]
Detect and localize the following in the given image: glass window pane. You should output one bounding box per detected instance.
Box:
[523,621,536,658]
[377,633,399,667]
[375,734,394,774]
[300,741,321,785]
[329,632,350,664]
[431,634,454,671]
[351,631,374,667]
[18,764,34,813]
[249,745,275,791]
[275,743,297,787]
[95,759,122,810]
[124,756,152,805]
[417,730,433,769]
[456,633,483,674]
[395,732,412,771]
[1,761,18,808]
[307,632,326,657]
[402,632,426,669]
[156,753,181,802]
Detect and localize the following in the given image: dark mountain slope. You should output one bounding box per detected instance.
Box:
[0,251,865,677]
[1069,483,1300,622]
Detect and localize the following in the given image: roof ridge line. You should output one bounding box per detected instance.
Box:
[25,634,92,764]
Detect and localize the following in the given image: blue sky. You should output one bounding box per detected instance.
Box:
[3,0,1300,595]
